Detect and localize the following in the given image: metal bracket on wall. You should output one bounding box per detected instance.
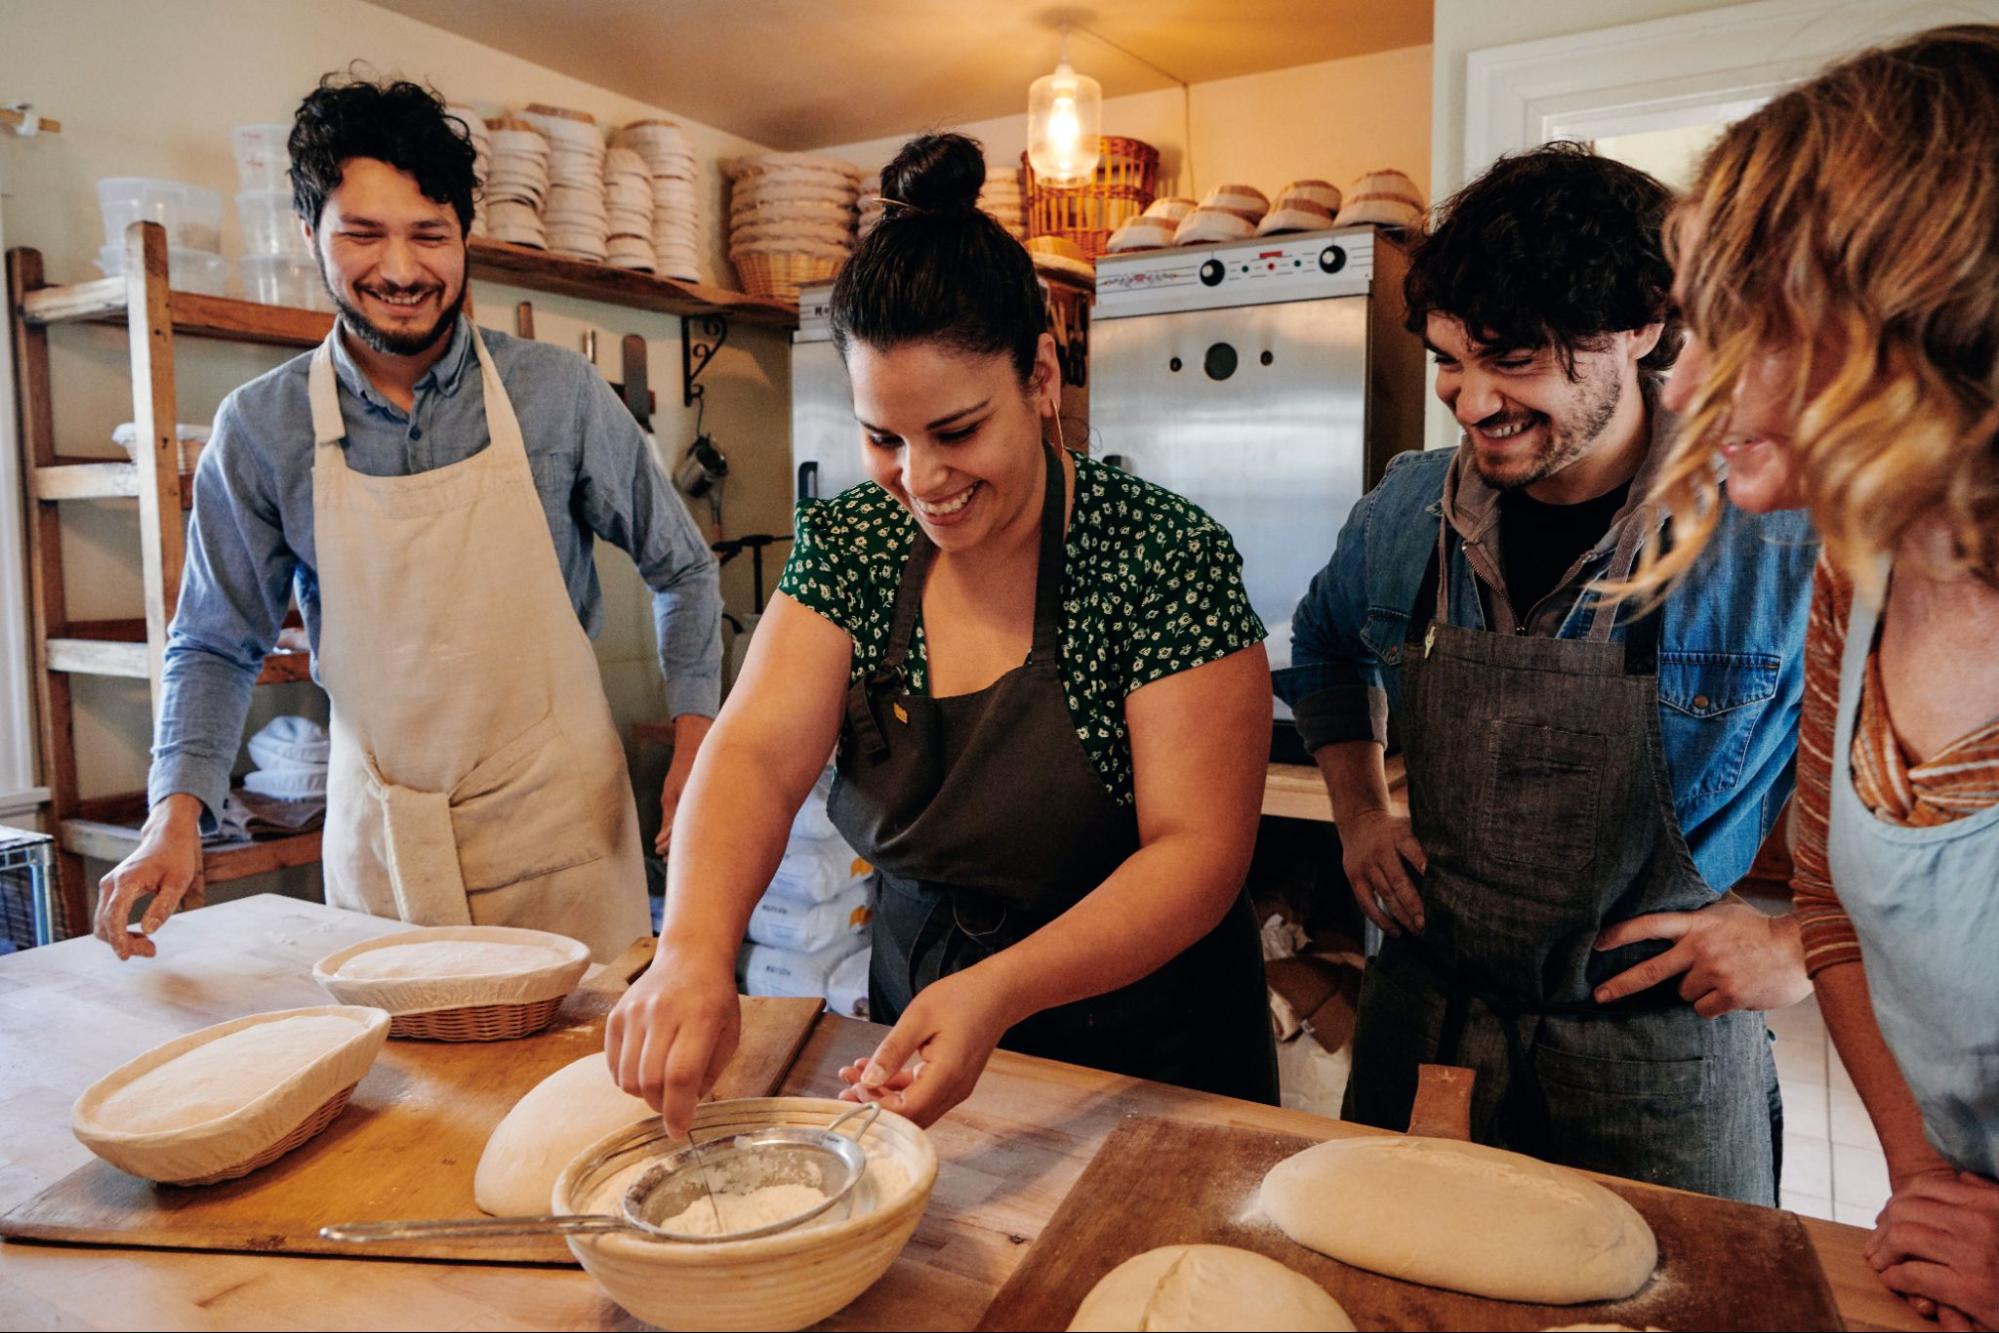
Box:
[681,314,729,408]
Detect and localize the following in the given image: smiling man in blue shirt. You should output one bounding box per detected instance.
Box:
[1276,145,1815,1204]
[93,75,720,962]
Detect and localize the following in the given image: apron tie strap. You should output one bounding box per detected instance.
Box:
[1027,443,1069,666]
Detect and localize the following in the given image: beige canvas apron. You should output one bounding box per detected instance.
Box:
[308,328,650,961]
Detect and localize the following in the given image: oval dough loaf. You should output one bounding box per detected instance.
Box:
[1069,1244,1356,1332]
[1259,1136,1657,1304]
[474,1054,656,1215]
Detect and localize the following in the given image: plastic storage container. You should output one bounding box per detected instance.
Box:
[236,190,308,257]
[240,255,324,309]
[95,244,228,296]
[95,178,223,252]
[231,123,293,192]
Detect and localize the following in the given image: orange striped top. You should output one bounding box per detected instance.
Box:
[1794,558,1999,974]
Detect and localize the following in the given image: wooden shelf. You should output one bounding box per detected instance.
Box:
[60,792,322,883]
[467,236,797,328]
[34,459,202,507]
[21,283,333,349]
[47,620,309,685]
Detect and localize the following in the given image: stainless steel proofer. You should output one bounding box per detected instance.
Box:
[1090,226,1427,758]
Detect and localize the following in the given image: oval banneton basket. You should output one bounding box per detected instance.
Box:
[554,1096,939,1332]
[1023,136,1160,260]
[313,925,591,1041]
[71,1005,390,1186]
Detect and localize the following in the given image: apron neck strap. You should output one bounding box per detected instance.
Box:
[1027,442,1068,664]
[1415,497,1664,674]
[309,332,348,449]
[307,319,519,462]
[880,442,1070,674]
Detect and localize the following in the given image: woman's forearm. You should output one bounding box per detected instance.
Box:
[1814,959,1953,1184]
[978,831,1251,1026]
[656,730,814,962]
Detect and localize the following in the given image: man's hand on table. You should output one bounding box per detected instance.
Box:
[1866,1169,1999,1332]
[94,794,204,960]
[606,943,741,1137]
[835,965,1016,1128]
[1592,896,1811,1016]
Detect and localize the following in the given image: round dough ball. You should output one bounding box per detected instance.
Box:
[474,1055,655,1216]
[1259,1136,1657,1305]
[1069,1244,1355,1332]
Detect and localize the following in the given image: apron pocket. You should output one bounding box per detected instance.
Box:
[450,713,613,893]
[1480,719,1605,873]
[1534,1042,1706,1100]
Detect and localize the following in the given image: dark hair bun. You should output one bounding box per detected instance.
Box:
[882,132,986,214]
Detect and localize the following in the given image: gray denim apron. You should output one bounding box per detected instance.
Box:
[829,445,1277,1104]
[1342,508,1779,1203]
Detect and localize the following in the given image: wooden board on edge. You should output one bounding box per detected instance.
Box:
[975,1116,1842,1333]
[0,950,821,1266]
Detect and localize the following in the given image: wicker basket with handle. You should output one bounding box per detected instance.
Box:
[1023,136,1159,260]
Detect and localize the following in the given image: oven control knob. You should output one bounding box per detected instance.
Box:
[1198,258,1225,287]
[1318,245,1347,274]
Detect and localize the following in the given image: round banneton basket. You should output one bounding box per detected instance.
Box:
[71,1005,389,1186]
[313,925,590,1041]
[1023,136,1160,260]
[554,1097,939,1332]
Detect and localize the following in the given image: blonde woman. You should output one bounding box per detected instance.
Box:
[1631,26,1999,1330]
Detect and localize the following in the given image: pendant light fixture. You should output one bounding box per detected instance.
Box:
[1027,26,1102,186]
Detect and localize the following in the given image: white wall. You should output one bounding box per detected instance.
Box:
[0,0,798,891]
[1430,0,1761,204]
[814,44,1432,223]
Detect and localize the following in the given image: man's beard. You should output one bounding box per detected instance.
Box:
[1467,363,1622,492]
[322,263,465,358]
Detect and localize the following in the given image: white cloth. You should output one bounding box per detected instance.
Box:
[246,715,330,771]
[307,329,650,960]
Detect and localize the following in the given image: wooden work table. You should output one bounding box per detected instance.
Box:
[0,896,1925,1331]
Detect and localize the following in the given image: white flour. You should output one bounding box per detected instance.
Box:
[657,1183,832,1236]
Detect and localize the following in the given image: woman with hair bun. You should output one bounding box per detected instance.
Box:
[1627,25,1999,1327]
[608,132,1278,1129]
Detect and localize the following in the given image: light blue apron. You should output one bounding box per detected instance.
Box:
[1826,561,1999,1178]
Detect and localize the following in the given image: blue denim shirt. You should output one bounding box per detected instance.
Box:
[1275,442,1817,894]
[150,316,723,822]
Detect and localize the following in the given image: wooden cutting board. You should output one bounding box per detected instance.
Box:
[976,1115,1843,1332]
[0,940,823,1266]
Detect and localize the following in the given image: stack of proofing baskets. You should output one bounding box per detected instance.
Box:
[727,153,861,300]
[1023,135,1159,259]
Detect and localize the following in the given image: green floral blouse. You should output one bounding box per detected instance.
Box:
[776,452,1266,807]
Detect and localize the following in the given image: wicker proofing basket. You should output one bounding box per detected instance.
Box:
[732,251,845,302]
[555,1097,939,1332]
[70,1005,390,1185]
[313,926,590,1043]
[386,995,567,1042]
[1024,136,1159,260]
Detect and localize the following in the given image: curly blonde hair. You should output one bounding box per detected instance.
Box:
[1626,24,1999,602]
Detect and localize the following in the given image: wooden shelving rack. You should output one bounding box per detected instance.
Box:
[9,222,801,931]
[8,223,331,929]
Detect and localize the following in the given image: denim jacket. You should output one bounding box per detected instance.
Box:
[1275,442,1817,894]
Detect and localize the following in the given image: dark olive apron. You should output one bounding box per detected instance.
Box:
[1343,506,1778,1203]
[828,445,1277,1104]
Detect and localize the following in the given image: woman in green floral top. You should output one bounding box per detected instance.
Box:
[609,133,1277,1134]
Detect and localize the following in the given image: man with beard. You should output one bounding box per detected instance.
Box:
[92,75,721,962]
[1276,144,1815,1202]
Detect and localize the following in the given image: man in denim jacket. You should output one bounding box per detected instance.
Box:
[1276,145,1815,1203]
